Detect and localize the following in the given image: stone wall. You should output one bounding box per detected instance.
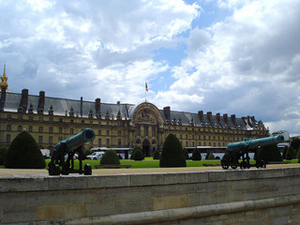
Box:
[0,168,300,224]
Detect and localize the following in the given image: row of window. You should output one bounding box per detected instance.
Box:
[5,125,123,136]
[3,134,121,148]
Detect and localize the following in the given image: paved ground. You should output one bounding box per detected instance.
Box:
[1,163,300,177]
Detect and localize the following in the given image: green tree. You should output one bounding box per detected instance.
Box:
[285,145,296,160]
[0,146,8,165]
[282,145,288,160]
[296,148,300,160]
[160,134,186,167]
[192,148,202,161]
[291,137,300,152]
[100,150,120,165]
[208,153,215,160]
[84,149,92,159]
[131,147,144,160]
[257,144,283,162]
[153,149,160,159]
[183,148,189,160]
[5,131,46,168]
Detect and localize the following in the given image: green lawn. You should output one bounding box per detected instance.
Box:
[0,158,298,169]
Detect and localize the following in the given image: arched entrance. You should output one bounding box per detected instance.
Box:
[142,139,151,157]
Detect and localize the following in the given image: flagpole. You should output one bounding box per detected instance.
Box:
[145,82,147,102]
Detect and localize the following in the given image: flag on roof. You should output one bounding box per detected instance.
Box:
[145,82,148,92]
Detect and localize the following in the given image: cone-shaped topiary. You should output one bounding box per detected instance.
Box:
[160,133,186,167]
[282,145,288,159]
[153,149,160,159]
[131,148,144,160]
[257,144,283,162]
[5,131,46,168]
[192,148,202,161]
[100,149,120,165]
[0,146,8,165]
[285,145,296,160]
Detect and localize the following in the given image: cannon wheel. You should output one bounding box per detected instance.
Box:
[256,160,266,169]
[84,164,92,175]
[221,160,229,169]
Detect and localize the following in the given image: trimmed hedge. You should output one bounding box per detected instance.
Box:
[153,149,160,159]
[257,144,283,162]
[100,149,120,165]
[131,147,144,160]
[5,131,46,168]
[192,148,202,161]
[160,133,186,167]
[0,146,8,165]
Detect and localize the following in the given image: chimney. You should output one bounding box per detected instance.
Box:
[0,87,7,111]
[20,89,29,113]
[38,91,45,114]
[216,113,220,122]
[231,114,236,124]
[80,97,83,117]
[95,98,101,118]
[163,106,171,120]
[207,111,212,121]
[223,114,228,124]
[198,111,204,121]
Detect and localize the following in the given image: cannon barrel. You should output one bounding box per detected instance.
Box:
[55,128,95,152]
[226,134,285,151]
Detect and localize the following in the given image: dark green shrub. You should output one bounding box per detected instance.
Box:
[286,145,296,160]
[131,147,144,160]
[5,131,46,168]
[282,146,288,159]
[84,149,92,159]
[183,148,189,159]
[297,148,300,160]
[160,134,186,167]
[192,148,201,161]
[153,149,160,159]
[0,146,8,165]
[100,150,120,165]
[257,144,283,162]
[205,152,210,160]
[208,153,215,160]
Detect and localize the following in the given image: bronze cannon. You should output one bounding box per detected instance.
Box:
[48,128,95,175]
[221,134,286,169]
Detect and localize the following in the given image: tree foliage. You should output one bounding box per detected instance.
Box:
[153,149,160,159]
[160,134,186,167]
[257,144,283,162]
[285,145,296,160]
[5,131,46,168]
[100,149,120,165]
[131,147,144,160]
[0,146,8,165]
[192,148,202,161]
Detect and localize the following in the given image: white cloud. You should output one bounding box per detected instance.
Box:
[1,0,300,135]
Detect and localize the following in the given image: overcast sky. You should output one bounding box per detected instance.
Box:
[1,0,300,135]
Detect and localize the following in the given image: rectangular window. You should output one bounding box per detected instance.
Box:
[49,127,53,133]
[39,136,43,144]
[98,138,101,146]
[106,139,110,147]
[29,126,33,132]
[49,136,53,144]
[6,134,11,143]
[118,139,121,146]
[39,127,43,133]
[152,126,156,137]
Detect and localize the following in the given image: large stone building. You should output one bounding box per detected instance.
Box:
[0,67,269,155]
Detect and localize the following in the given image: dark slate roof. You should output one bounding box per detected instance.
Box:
[2,92,259,130]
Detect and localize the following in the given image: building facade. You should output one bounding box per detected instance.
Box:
[0,70,269,156]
